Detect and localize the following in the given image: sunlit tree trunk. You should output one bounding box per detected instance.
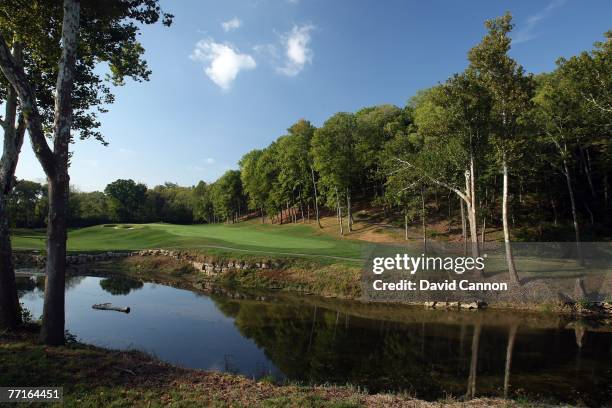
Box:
[562,157,583,264]
[502,155,519,284]
[461,198,467,255]
[465,170,480,260]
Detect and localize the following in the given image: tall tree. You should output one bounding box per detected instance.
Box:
[211,170,244,223]
[276,120,317,224]
[240,149,267,222]
[104,179,147,223]
[311,113,359,235]
[0,0,171,344]
[468,13,534,283]
[391,77,490,261]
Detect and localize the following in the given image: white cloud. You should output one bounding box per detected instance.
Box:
[512,0,566,44]
[190,39,256,90]
[205,157,215,164]
[221,17,241,32]
[277,24,314,76]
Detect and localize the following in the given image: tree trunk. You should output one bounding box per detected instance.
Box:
[460,199,467,256]
[40,176,69,345]
[563,159,583,264]
[39,0,80,346]
[480,216,486,245]
[300,199,304,223]
[550,197,558,226]
[502,157,519,284]
[421,187,427,253]
[581,148,596,198]
[335,187,343,236]
[447,192,452,232]
[310,166,321,228]
[346,188,352,232]
[0,198,20,329]
[464,171,480,260]
[0,51,24,329]
[467,205,479,259]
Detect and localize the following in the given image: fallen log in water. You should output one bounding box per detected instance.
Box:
[92,303,131,313]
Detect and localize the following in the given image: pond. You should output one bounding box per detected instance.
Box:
[17,274,612,406]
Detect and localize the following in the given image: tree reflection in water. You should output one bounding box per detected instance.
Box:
[211,294,611,405]
[99,276,144,295]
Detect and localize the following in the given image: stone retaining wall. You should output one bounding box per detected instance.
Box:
[15,249,284,277]
[134,249,282,276]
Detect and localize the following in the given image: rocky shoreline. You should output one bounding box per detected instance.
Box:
[15,249,281,275]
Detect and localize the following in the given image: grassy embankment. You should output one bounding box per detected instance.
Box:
[12,217,611,304]
[13,221,367,298]
[0,327,535,408]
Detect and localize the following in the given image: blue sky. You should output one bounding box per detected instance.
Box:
[16,0,612,191]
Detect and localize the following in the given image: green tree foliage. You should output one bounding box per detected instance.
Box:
[239,149,267,218]
[210,170,245,223]
[6,180,45,228]
[104,179,147,223]
[193,181,214,223]
[311,112,360,233]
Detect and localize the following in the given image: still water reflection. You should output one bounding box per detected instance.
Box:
[17,275,612,406]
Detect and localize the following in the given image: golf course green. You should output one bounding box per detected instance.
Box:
[12,222,364,260]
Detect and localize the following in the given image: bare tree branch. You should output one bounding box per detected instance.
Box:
[392,157,469,203]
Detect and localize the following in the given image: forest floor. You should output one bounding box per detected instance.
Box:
[0,325,548,408]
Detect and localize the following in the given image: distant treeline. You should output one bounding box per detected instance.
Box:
[12,19,611,247]
[8,179,202,227]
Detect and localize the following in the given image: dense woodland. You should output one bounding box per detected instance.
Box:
[11,16,611,249]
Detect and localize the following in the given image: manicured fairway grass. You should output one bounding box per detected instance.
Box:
[12,222,364,260]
